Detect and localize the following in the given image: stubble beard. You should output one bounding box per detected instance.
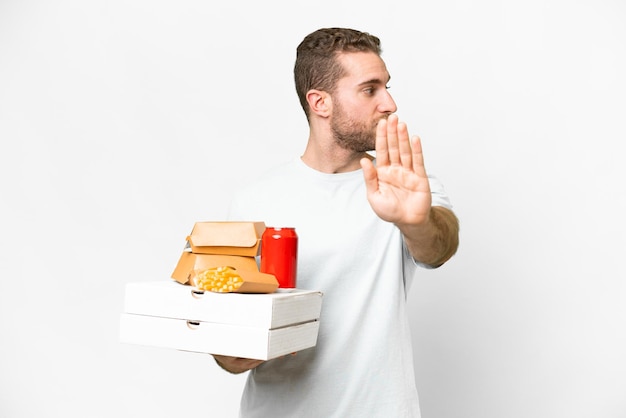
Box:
[330,102,379,153]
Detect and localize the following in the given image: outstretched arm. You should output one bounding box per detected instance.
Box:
[360,114,459,267]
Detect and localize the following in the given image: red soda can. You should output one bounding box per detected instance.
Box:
[260,227,298,288]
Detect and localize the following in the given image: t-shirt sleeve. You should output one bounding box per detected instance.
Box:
[428,174,453,209]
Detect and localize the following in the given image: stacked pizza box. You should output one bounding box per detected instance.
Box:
[119,222,323,360]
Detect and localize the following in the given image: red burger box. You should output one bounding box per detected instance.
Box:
[119,280,323,360]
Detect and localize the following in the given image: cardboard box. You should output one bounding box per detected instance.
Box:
[119,313,320,360]
[186,221,266,257]
[119,280,323,360]
[171,252,278,293]
[124,280,323,328]
[172,221,277,293]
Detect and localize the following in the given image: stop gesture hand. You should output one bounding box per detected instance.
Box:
[360,114,432,227]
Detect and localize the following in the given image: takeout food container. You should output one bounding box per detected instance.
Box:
[171,252,278,293]
[119,280,323,360]
[123,280,323,329]
[186,221,266,257]
[120,222,323,360]
[171,221,278,293]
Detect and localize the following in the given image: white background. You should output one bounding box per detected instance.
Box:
[1,1,625,417]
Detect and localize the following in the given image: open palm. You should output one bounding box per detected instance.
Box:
[361,114,432,226]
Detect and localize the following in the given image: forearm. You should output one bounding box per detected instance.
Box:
[399,206,459,268]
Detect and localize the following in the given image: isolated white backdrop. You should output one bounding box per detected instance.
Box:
[1,1,625,417]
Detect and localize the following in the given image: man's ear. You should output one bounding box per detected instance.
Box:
[306,89,331,117]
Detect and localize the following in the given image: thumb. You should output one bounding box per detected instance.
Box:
[360,158,379,193]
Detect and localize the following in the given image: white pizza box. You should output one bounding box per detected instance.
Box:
[119,313,320,360]
[123,280,323,329]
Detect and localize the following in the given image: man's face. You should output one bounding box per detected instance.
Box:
[330,52,397,152]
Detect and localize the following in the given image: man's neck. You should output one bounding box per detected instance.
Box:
[300,140,371,174]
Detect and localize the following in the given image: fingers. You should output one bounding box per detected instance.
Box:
[375,117,389,166]
[376,114,414,170]
[410,135,428,178]
[360,157,379,193]
[385,115,400,165]
[397,121,412,170]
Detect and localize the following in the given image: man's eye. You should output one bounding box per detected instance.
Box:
[386,85,391,90]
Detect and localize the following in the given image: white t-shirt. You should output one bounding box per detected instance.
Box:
[228,157,452,418]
